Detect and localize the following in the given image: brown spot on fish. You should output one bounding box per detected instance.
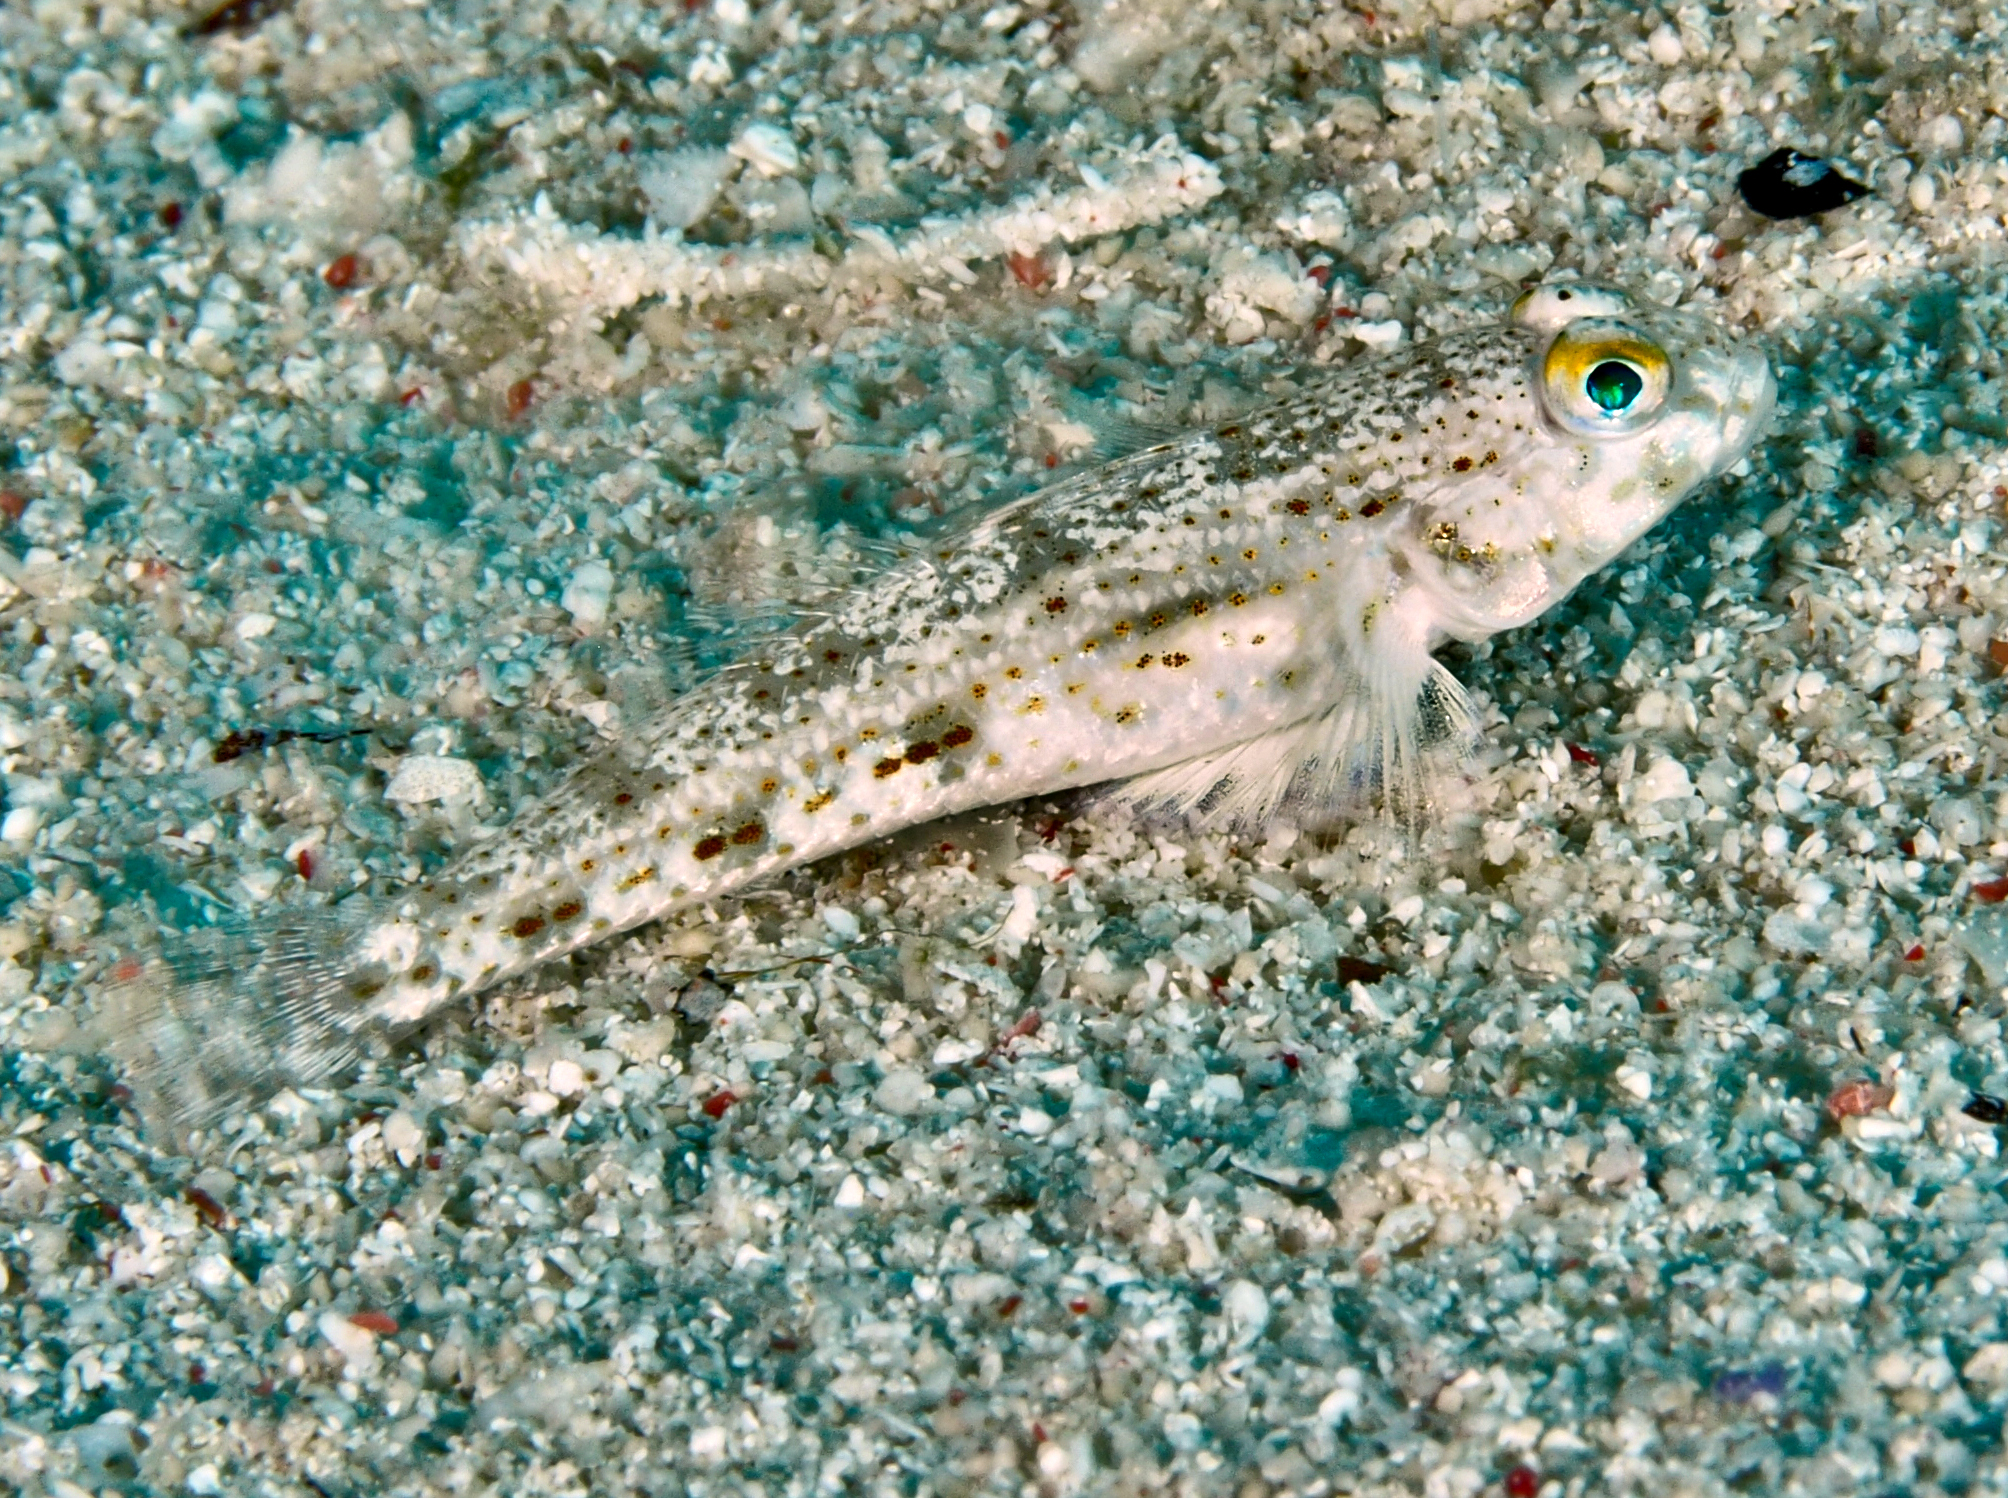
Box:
[1045,596,1067,614]
[875,757,904,778]
[614,792,633,805]
[942,724,975,748]
[1163,652,1191,668]
[554,901,584,921]
[731,821,764,845]
[619,867,659,890]
[694,835,728,861]
[803,790,836,814]
[512,916,546,939]
[906,740,940,763]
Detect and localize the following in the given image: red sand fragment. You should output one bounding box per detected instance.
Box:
[186,1187,229,1229]
[506,379,535,419]
[322,253,359,289]
[1008,251,1050,290]
[1826,1080,1893,1120]
[347,1310,399,1335]
[702,1090,737,1119]
[1975,877,2008,903]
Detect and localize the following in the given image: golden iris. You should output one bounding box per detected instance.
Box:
[1540,319,1671,436]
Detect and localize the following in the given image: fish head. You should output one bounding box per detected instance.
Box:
[1407,285,1773,639]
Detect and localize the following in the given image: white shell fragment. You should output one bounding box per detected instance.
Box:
[317,1312,380,1374]
[561,561,615,627]
[383,755,482,805]
[729,123,800,178]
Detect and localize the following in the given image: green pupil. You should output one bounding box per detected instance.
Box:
[1586,360,1643,413]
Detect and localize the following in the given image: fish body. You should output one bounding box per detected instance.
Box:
[108,285,1773,1130]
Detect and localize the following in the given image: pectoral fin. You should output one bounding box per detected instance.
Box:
[1104,659,1478,832]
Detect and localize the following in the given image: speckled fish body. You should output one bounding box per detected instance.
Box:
[108,285,1772,1130]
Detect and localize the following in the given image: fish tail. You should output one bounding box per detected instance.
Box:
[94,906,388,1139]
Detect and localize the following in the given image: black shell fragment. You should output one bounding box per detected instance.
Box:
[1737,148,1870,220]
[1964,1092,2008,1125]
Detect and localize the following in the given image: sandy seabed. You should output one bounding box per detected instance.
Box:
[5,0,2008,1494]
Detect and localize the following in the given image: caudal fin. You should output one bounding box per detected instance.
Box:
[94,908,385,1139]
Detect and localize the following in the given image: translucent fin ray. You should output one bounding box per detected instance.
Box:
[93,907,391,1139]
[1104,656,1478,833]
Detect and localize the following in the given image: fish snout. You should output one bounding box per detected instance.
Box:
[1718,348,1778,474]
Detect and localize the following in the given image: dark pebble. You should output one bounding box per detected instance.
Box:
[1714,1362,1790,1403]
[1737,148,1869,220]
[1963,1092,2007,1124]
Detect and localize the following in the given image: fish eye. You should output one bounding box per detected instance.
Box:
[1585,360,1643,412]
[1539,318,1671,437]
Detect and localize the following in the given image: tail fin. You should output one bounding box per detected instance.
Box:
[93,907,386,1140]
